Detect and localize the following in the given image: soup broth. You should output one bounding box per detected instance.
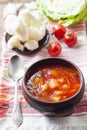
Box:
[26,65,80,102]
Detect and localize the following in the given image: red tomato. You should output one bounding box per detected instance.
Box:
[47,41,62,57]
[53,23,66,40]
[64,30,77,47]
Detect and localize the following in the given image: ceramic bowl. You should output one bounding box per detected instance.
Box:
[22,58,85,116]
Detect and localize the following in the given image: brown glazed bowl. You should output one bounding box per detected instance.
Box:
[22,58,85,116]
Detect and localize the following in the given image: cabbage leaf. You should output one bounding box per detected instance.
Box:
[36,0,87,26]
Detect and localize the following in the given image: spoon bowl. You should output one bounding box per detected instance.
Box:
[8,55,24,81]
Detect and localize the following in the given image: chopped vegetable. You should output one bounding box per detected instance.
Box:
[48,78,59,89]
[7,35,24,51]
[50,69,58,78]
[24,40,39,51]
[34,76,41,85]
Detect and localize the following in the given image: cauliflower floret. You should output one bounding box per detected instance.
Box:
[5,15,17,35]
[28,26,46,41]
[18,9,47,28]
[18,9,38,27]
[24,40,39,50]
[7,35,24,51]
[31,10,48,24]
[14,18,29,42]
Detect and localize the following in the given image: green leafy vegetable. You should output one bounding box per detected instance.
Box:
[36,0,87,26]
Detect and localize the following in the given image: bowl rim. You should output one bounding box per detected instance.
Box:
[22,58,85,104]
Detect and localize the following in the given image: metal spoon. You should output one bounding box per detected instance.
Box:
[8,55,24,127]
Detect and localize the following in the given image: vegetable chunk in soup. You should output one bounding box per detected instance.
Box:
[26,65,80,102]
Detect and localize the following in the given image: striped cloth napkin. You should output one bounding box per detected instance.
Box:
[0,2,87,130]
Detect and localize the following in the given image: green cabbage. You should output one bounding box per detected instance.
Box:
[36,0,87,26]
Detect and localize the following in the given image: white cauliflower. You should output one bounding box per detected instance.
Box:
[24,40,39,50]
[6,9,47,51]
[18,9,38,27]
[28,26,46,41]
[18,9,46,41]
[31,10,48,25]
[14,18,30,42]
[7,35,24,51]
[5,15,17,35]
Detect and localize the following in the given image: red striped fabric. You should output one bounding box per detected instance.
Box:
[0,6,87,118]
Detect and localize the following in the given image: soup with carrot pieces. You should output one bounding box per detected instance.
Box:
[26,65,81,102]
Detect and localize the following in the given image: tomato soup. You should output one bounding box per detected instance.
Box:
[26,65,81,102]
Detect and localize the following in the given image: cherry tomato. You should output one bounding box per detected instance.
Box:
[53,23,66,40]
[47,41,62,57]
[64,30,77,47]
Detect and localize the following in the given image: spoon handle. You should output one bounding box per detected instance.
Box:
[12,81,23,127]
